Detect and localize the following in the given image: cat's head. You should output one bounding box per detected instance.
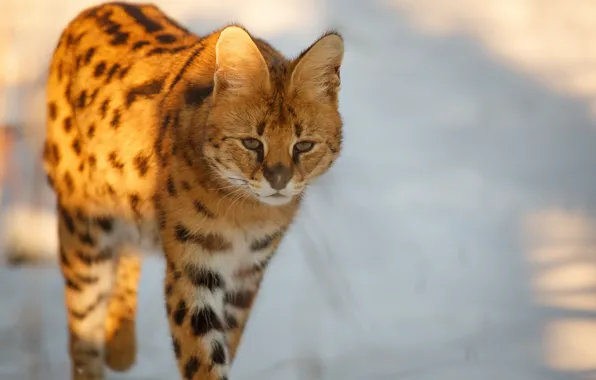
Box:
[203,26,344,206]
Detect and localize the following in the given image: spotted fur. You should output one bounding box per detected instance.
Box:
[44,2,344,379]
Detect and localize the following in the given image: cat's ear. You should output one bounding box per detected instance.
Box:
[214,26,270,97]
[290,32,344,101]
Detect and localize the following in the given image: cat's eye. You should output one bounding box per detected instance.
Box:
[242,138,262,150]
[293,141,315,153]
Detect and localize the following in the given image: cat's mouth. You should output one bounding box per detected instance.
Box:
[259,192,292,206]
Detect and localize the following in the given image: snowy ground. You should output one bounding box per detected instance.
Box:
[2,0,596,379]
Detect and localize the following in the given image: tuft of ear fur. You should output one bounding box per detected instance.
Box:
[214,26,270,97]
[290,32,344,101]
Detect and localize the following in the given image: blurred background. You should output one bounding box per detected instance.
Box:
[1,0,596,379]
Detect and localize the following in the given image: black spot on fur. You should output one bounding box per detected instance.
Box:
[156,33,177,43]
[94,217,113,232]
[50,143,61,165]
[88,155,97,170]
[184,84,212,106]
[46,174,55,189]
[75,273,99,285]
[126,79,164,107]
[105,23,121,35]
[190,307,223,336]
[250,231,281,251]
[78,232,95,246]
[129,193,141,217]
[211,340,226,365]
[57,61,64,81]
[48,102,57,120]
[181,181,191,191]
[167,175,176,196]
[146,47,167,56]
[110,109,121,129]
[94,61,106,77]
[118,3,163,33]
[60,207,76,234]
[63,117,73,133]
[106,63,121,82]
[172,337,181,359]
[110,32,129,45]
[173,225,232,252]
[71,138,82,156]
[100,99,110,118]
[193,200,214,218]
[59,247,70,267]
[108,151,125,171]
[89,89,99,106]
[65,276,82,292]
[132,40,150,50]
[84,47,96,64]
[75,54,83,70]
[184,356,200,379]
[224,312,238,329]
[173,270,181,280]
[87,123,96,139]
[173,300,187,325]
[133,153,150,177]
[77,90,87,108]
[184,265,225,291]
[118,66,130,79]
[68,293,107,320]
[76,249,112,266]
[63,171,75,193]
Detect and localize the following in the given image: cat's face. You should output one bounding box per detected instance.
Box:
[203,27,344,206]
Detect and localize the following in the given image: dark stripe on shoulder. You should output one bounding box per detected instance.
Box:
[168,44,206,94]
[117,3,163,33]
[184,83,213,106]
[126,78,165,107]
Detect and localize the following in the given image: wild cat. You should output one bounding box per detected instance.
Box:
[43,2,344,379]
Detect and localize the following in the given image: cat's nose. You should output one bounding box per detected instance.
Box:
[263,163,293,190]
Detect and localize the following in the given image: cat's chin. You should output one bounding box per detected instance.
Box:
[257,193,294,206]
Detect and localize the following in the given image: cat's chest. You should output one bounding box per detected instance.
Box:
[210,226,282,281]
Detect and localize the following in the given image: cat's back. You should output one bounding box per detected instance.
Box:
[43,1,201,213]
